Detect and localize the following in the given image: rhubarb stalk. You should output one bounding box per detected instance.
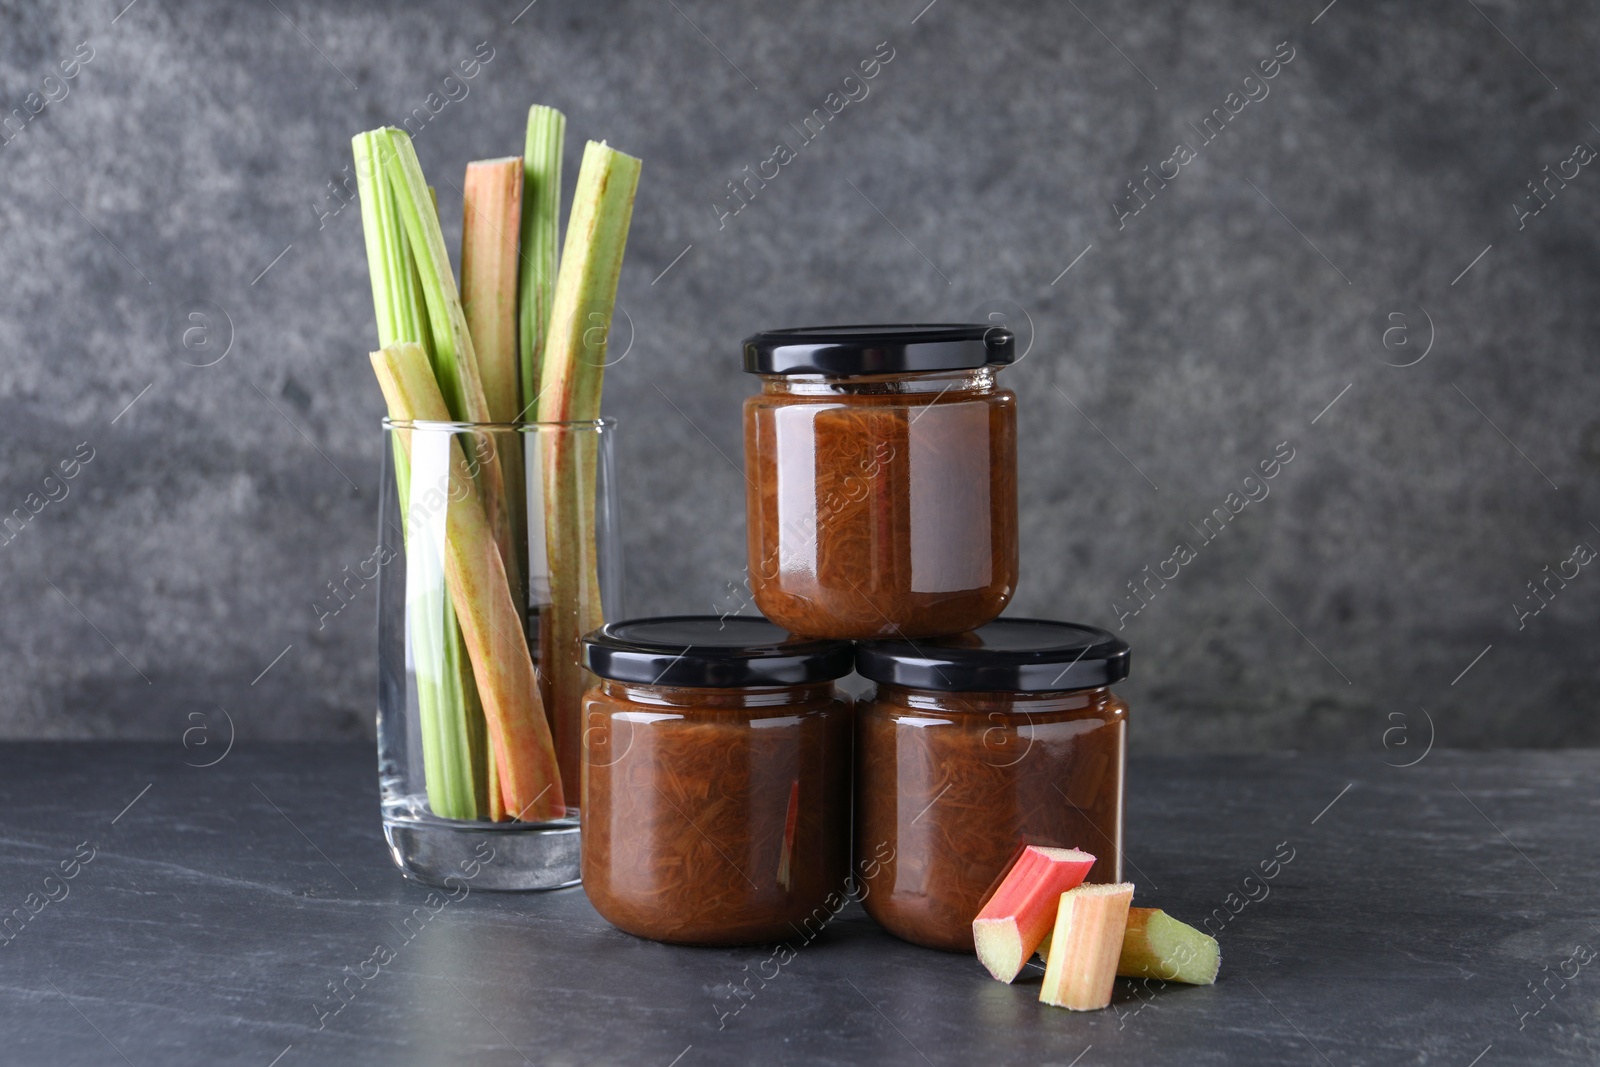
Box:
[535,139,641,789]
[354,131,428,353]
[973,846,1096,983]
[519,105,565,417]
[1039,882,1135,1011]
[462,158,525,422]
[371,342,566,822]
[1117,908,1221,985]
[462,156,532,822]
[380,130,523,603]
[354,130,487,819]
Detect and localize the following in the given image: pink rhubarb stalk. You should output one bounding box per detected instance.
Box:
[462,156,531,822]
[1039,882,1135,1011]
[972,846,1096,983]
[383,131,523,621]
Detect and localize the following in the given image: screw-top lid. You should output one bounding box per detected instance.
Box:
[742,323,1016,376]
[582,616,855,688]
[854,618,1130,692]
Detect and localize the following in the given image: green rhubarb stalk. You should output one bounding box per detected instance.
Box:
[536,139,641,790]
[1117,908,1221,985]
[355,131,429,354]
[461,157,529,820]
[519,106,565,418]
[380,130,524,604]
[425,174,496,818]
[371,342,566,823]
[380,128,488,419]
[353,130,484,820]
[517,106,565,751]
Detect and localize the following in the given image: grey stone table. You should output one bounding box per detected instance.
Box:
[0,743,1593,1066]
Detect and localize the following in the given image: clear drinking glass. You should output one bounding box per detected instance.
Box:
[375,418,622,890]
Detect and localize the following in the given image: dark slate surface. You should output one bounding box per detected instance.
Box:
[1,1,1598,752]
[0,742,1593,1065]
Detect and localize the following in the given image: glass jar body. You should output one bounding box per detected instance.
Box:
[743,370,1017,639]
[855,683,1126,951]
[375,419,622,890]
[581,678,853,945]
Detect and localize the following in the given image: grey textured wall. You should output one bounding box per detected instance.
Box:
[2,0,1596,750]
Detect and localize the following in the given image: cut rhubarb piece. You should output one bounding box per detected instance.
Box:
[973,846,1096,982]
[1117,907,1220,985]
[1039,882,1134,1011]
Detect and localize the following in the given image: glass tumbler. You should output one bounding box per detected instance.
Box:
[375,418,622,890]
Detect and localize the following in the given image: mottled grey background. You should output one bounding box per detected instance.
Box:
[1,0,1595,751]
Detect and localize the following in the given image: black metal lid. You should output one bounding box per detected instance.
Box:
[854,618,1130,693]
[582,615,855,688]
[742,323,1016,376]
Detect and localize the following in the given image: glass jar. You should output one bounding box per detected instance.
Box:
[742,324,1018,640]
[853,619,1130,952]
[375,419,623,891]
[579,617,854,945]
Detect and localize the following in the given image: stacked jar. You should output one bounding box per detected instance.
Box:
[579,617,854,945]
[580,324,1131,952]
[742,324,1019,639]
[851,621,1129,951]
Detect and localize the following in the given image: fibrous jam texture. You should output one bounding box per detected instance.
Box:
[856,686,1125,951]
[744,384,1017,639]
[581,682,852,945]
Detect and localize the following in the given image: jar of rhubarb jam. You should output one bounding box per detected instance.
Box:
[854,619,1130,952]
[742,324,1018,640]
[579,616,854,945]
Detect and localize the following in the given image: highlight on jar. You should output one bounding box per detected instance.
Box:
[578,616,855,946]
[741,324,1019,640]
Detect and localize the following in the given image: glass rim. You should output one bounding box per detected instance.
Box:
[382,416,616,432]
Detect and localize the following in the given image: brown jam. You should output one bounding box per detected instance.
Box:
[855,682,1126,952]
[744,370,1017,640]
[580,677,852,945]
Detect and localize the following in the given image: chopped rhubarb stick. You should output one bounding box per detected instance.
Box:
[381,130,488,419]
[1118,908,1220,985]
[973,846,1096,983]
[518,105,565,417]
[353,130,428,353]
[354,129,489,820]
[371,342,566,823]
[461,156,529,610]
[1039,883,1134,1011]
[462,158,525,422]
[381,130,522,611]
[460,157,526,822]
[536,140,641,790]
[536,139,641,422]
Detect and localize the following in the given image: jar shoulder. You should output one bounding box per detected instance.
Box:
[583,682,851,719]
[862,684,1126,722]
[744,381,1016,410]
